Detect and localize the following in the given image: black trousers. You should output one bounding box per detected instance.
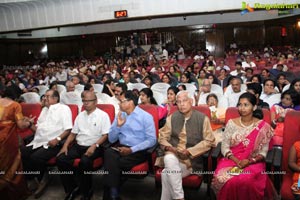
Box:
[20,143,61,181]
[103,147,147,187]
[56,143,103,196]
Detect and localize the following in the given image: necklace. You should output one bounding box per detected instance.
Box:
[239,117,254,128]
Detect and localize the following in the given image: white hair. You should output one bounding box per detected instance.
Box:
[176,90,193,100]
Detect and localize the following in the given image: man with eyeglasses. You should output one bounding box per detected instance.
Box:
[195,79,212,105]
[157,91,216,200]
[102,90,156,200]
[21,89,73,197]
[56,91,111,200]
[110,82,128,115]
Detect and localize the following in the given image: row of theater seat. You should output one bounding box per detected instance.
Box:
[17,103,300,198]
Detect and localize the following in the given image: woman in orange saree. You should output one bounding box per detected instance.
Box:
[0,86,32,199]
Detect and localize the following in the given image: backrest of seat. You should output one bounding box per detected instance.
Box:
[21,103,42,124]
[127,83,148,91]
[21,92,41,103]
[36,85,49,96]
[80,104,115,123]
[75,84,84,94]
[57,84,66,94]
[225,107,271,125]
[193,105,211,118]
[19,103,42,139]
[96,104,115,123]
[282,111,300,174]
[139,104,159,138]
[92,84,103,93]
[67,104,79,125]
[225,107,240,124]
[60,91,82,106]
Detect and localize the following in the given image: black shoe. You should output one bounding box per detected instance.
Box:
[102,187,110,200]
[80,189,93,200]
[110,197,122,200]
[34,173,52,198]
[64,187,80,200]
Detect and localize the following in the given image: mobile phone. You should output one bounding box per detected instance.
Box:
[111,147,120,152]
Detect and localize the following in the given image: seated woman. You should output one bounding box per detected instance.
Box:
[212,92,276,200]
[271,89,300,146]
[276,73,290,93]
[289,141,300,199]
[139,88,167,127]
[206,93,226,144]
[161,86,179,116]
[102,80,115,97]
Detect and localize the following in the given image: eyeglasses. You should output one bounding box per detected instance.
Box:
[82,99,96,103]
[44,95,53,99]
[119,99,129,104]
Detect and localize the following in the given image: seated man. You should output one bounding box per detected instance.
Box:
[224,76,246,107]
[21,89,73,196]
[246,82,269,109]
[56,91,111,200]
[103,90,156,200]
[158,91,216,200]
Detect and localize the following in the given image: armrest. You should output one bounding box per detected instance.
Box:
[202,150,210,158]
[211,142,222,171]
[23,134,34,145]
[211,142,221,159]
[273,147,282,193]
[273,147,282,169]
[147,142,159,154]
[265,148,275,164]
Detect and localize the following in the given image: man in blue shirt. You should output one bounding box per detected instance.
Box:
[103,90,156,200]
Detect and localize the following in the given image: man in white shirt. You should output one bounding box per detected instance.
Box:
[196,79,212,105]
[56,66,68,82]
[162,46,169,60]
[21,89,73,195]
[242,55,256,69]
[216,60,230,71]
[230,61,245,77]
[177,45,185,60]
[57,91,111,200]
[224,77,245,107]
[110,83,128,115]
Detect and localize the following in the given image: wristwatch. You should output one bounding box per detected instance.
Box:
[95,143,100,148]
[56,136,62,141]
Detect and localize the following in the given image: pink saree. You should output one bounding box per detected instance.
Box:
[212,120,274,200]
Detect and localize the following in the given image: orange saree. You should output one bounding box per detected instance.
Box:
[0,101,29,199]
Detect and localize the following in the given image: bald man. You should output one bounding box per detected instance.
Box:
[56,91,111,200]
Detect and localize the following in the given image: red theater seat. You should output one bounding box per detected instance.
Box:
[124,104,159,178]
[76,104,115,169]
[275,111,300,199]
[18,103,42,140]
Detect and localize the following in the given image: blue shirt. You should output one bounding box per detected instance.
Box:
[109,106,156,153]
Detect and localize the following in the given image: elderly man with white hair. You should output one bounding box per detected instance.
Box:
[157,90,216,200]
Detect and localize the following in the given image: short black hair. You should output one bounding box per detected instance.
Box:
[116,83,128,94]
[124,90,139,106]
[247,82,262,96]
[47,89,60,102]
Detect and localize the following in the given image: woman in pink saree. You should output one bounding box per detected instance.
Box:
[212,92,276,200]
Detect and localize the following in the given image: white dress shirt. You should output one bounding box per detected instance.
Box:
[73,108,111,146]
[27,103,73,149]
[224,90,245,107]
